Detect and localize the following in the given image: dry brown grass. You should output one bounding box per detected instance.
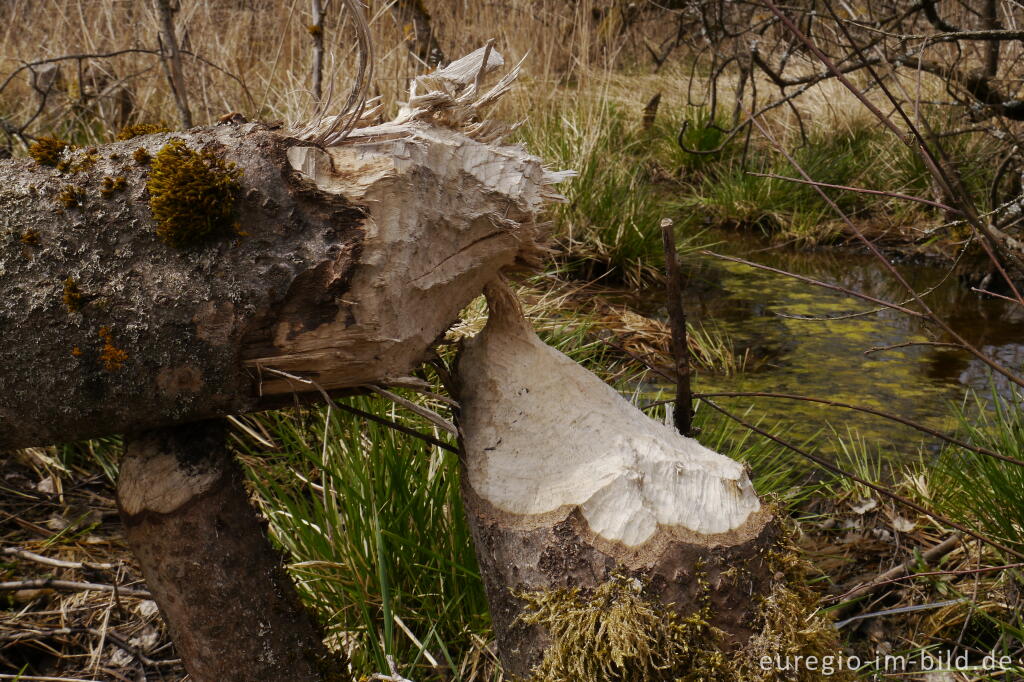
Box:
[0,446,183,679]
[0,0,669,147]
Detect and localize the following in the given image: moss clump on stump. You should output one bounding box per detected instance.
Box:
[518,534,852,682]
[58,185,86,209]
[519,575,727,681]
[98,326,127,372]
[63,277,84,312]
[116,123,170,141]
[147,139,242,248]
[28,136,71,167]
[100,175,127,198]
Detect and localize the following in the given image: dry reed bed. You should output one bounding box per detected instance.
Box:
[0,447,184,679]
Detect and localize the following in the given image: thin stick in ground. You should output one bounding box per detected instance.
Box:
[834,534,961,612]
[660,218,692,436]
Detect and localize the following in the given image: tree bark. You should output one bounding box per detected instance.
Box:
[153,0,193,128]
[310,0,326,102]
[455,280,783,678]
[982,0,1001,79]
[118,420,344,681]
[2,46,568,682]
[391,0,445,66]
[0,79,557,449]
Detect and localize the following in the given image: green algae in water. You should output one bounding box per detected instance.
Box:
[657,229,1024,457]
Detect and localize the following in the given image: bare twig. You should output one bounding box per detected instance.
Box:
[771,0,1024,281]
[834,598,968,629]
[364,385,457,436]
[835,535,962,607]
[333,401,457,455]
[971,286,1024,306]
[864,340,965,355]
[370,654,415,682]
[748,114,1024,389]
[0,671,104,675]
[393,613,439,667]
[473,39,496,99]
[693,391,1020,466]
[0,579,150,599]
[837,557,1024,603]
[2,547,117,571]
[256,367,457,454]
[745,171,962,214]
[703,250,928,319]
[775,237,975,322]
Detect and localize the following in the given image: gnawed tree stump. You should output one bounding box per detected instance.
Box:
[1,48,567,681]
[456,280,845,680]
[119,420,342,681]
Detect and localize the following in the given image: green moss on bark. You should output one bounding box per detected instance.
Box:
[58,184,86,209]
[63,277,84,312]
[28,136,71,167]
[519,573,727,681]
[100,175,127,198]
[116,123,171,140]
[147,139,242,249]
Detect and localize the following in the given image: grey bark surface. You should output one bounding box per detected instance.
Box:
[3,46,568,682]
[0,123,362,449]
[118,420,345,681]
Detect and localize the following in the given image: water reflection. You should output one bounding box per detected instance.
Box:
[959,344,1024,404]
[670,231,1024,452]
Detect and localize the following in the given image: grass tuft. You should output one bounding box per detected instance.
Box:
[931,389,1024,557]
[237,399,490,679]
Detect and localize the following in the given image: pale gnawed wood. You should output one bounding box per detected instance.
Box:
[456,279,779,677]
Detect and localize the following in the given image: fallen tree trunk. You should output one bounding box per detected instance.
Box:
[0,47,561,450]
[456,280,845,680]
[118,420,341,681]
